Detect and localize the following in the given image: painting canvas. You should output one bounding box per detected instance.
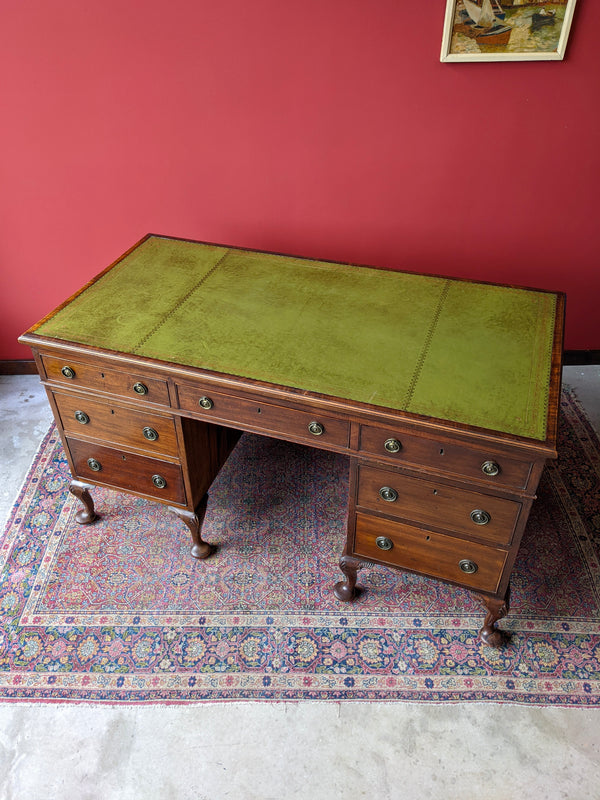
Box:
[441,0,577,61]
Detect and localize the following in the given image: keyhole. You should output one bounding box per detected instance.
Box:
[257,407,261,414]
[439,448,445,455]
[433,489,438,495]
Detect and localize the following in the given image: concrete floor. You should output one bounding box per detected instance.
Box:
[0,368,599,799]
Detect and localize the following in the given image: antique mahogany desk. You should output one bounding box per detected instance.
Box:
[20,235,564,646]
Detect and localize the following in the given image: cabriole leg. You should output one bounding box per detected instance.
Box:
[333,554,363,602]
[69,480,97,524]
[478,584,511,647]
[170,494,213,559]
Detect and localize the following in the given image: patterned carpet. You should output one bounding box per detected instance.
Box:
[0,388,598,704]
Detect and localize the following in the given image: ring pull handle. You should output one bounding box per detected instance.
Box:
[87,458,102,472]
[152,474,167,489]
[375,536,393,551]
[379,486,398,503]
[61,366,76,379]
[384,438,401,454]
[198,396,214,410]
[470,509,491,526]
[308,421,324,436]
[459,559,478,574]
[143,426,159,441]
[133,382,148,396]
[74,410,89,425]
[481,460,500,477]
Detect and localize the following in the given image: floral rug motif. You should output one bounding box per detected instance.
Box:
[0,388,599,704]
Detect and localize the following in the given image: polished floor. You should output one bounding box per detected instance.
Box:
[0,368,599,799]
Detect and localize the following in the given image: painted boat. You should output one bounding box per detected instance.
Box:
[459,0,506,21]
[531,9,556,30]
[455,0,512,46]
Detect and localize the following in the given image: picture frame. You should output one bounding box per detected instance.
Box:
[440,0,577,62]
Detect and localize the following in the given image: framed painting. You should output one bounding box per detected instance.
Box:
[440,0,577,62]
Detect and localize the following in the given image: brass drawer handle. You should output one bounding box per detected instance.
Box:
[470,509,491,526]
[379,486,398,503]
[481,460,500,477]
[384,438,401,454]
[459,559,478,574]
[198,396,214,410]
[61,366,76,379]
[87,458,102,472]
[74,410,89,425]
[308,421,324,436]
[152,474,167,489]
[133,382,148,396]
[375,536,393,551]
[143,426,159,441]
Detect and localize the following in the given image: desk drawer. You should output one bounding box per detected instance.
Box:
[67,438,185,505]
[42,354,170,406]
[354,513,507,594]
[359,423,532,491]
[54,391,179,457]
[357,465,520,546]
[177,384,350,449]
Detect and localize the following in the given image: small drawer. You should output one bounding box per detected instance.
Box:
[67,438,186,505]
[357,465,520,546]
[41,354,170,406]
[354,513,507,593]
[359,424,532,490]
[177,384,350,449]
[54,391,179,457]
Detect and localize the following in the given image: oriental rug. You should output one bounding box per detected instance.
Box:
[0,388,598,705]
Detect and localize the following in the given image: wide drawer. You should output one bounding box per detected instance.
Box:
[54,391,179,457]
[354,513,507,593]
[67,438,186,505]
[177,383,350,449]
[359,423,532,490]
[357,464,521,545]
[41,354,170,406]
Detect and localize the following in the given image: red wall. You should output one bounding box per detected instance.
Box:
[1,0,598,359]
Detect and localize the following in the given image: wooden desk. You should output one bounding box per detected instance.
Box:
[19,235,564,646]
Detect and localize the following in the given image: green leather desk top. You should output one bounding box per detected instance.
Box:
[32,235,562,441]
